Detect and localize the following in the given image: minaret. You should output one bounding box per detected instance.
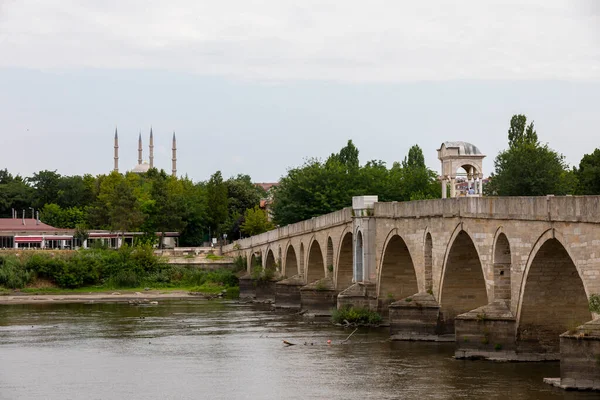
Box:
[113,127,119,172]
[172,132,177,177]
[138,132,143,165]
[149,127,154,169]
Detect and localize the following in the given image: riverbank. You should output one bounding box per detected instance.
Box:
[0,289,217,305]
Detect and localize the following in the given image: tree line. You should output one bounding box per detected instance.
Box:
[0,168,268,245]
[485,114,600,197]
[270,141,439,226]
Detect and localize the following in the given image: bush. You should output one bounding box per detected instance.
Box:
[0,248,241,291]
[233,255,246,272]
[0,255,33,289]
[225,286,240,299]
[590,294,600,314]
[331,306,383,326]
[106,270,141,288]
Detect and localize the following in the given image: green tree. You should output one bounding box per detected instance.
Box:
[241,206,274,236]
[574,149,600,195]
[40,203,64,227]
[334,139,360,171]
[403,145,426,169]
[206,171,228,236]
[486,115,573,196]
[179,180,208,246]
[0,174,34,218]
[223,174,265,238]
[272,141,439,225]
[28,170,61,209]
[57,175,95,208]
[108,180,144,234]
[507,114,538,147]
[41,204,85,228]
[144,172,187,247]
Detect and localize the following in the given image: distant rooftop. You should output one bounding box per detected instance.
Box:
[439,141,483,156]
[0,218,67,233]
[255,182,279,192]
[132,161,151,174]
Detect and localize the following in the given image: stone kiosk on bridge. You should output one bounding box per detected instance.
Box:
[224,195,600,391]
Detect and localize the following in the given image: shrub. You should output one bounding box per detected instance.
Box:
[331,306,382,326]
[0,255,33,289]
[106,270,141,288]
[233,255,246,272]
[590,294,600,314]
[226,286,240,299]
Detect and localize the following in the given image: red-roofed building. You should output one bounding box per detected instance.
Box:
[255,182,279,222]
[0,217,76,249]
[255,182,279,193]
[0,218,179,249]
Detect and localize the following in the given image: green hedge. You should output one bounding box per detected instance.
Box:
[0,246,239,290]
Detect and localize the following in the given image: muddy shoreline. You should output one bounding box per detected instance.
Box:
[0,290,199,305]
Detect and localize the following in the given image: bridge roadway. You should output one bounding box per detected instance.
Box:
[223,196,600,389]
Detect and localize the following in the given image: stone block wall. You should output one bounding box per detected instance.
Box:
[559,319,600,391]
[455,318,516,359]
[275,279,304,308]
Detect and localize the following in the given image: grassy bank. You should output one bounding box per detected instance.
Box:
[0,246,241,298]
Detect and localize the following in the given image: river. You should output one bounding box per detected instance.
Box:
[0,300,596,400]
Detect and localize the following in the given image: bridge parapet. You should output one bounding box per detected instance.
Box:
[374,196,600,223]
[223,207,353,252]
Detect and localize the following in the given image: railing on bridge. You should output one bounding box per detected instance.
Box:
[223,207,353,252]
[374,196,600,223]
[224,196,600,253]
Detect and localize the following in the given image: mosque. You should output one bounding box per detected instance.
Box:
[113,128,177,177]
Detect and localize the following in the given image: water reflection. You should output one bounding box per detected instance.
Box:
[0,300,596,400]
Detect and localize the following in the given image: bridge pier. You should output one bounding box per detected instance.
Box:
[389,292,452,341]
[544,319,600,391]
[238,275,278,303]
[274,276,304,309]
[239,275,256,300]
[255,280,277,302]
[300,278,338,316]
[336,283,378,312]
[454,301,518,360]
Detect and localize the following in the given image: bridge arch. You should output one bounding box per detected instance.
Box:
[306,237,325,283]
[438,224,488,333]
[326,236,334,277]
[278,247,282,272]
[492,228,511,302]
[265,248,277,272]
[335,230,353,290]
[423,229,433,293]
[299,243,305,277]
[250,252,261,271]
[377,230,418,301]
[516,229,591,355]
[283,242,298,277]
[355,229,364,282]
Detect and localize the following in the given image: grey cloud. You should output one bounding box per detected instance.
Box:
[0,0,598,82]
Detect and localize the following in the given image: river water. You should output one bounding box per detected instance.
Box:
[0,300,596,400]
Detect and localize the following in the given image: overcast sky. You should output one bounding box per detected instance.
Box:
[1,0,599,182]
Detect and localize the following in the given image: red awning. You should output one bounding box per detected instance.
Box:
[14,236,43,243]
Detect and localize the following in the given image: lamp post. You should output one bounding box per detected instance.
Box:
[220,233,227,255]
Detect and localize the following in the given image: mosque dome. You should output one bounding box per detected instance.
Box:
[131,161,151,174]
[440,141,483,156]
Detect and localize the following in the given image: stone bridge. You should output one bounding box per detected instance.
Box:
[223,196,600,386]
